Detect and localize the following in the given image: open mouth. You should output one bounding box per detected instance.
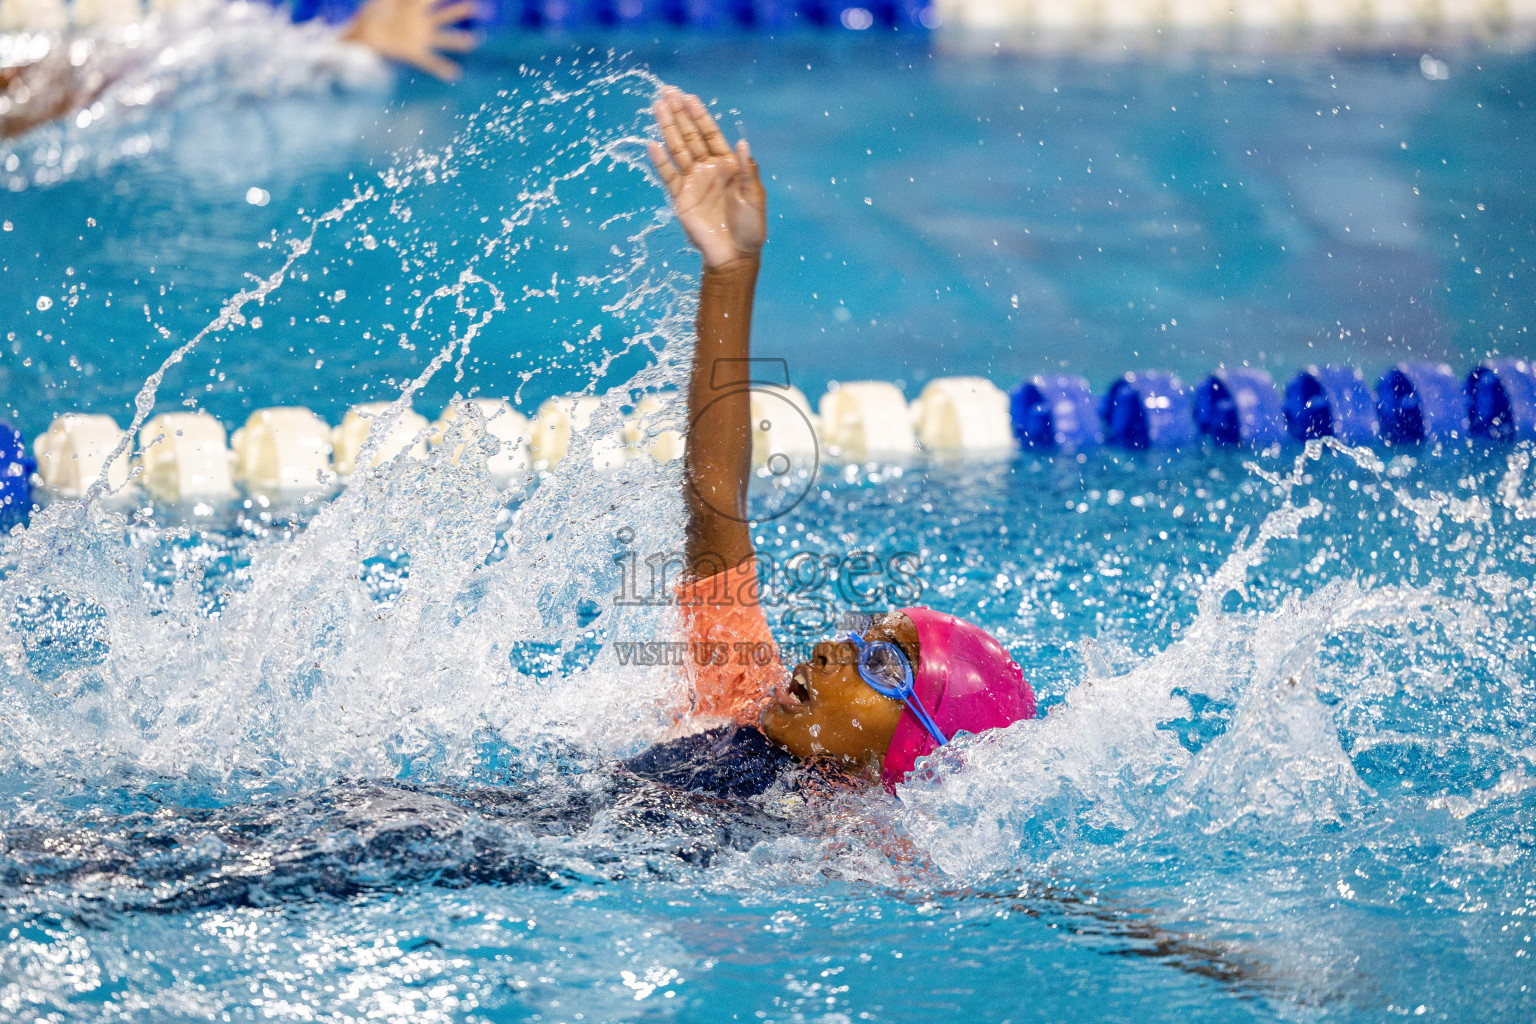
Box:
[785,666,812,705]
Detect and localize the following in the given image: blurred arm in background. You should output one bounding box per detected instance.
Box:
[0,53,112,139]
[0,0,481,140]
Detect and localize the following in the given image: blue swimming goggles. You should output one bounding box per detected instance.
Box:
[837,613,948,749]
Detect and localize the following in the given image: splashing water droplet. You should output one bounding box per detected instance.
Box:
[0,62,691,790]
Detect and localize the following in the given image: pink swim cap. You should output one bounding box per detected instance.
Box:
[880,607,1036,792]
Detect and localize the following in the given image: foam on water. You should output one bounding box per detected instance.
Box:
[0,59,699,794]
[886,440,1536,1009]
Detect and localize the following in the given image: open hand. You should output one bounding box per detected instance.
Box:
[342,0,479,83]
[648,88,767,271]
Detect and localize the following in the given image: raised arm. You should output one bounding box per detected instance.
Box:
[647,88,767,575]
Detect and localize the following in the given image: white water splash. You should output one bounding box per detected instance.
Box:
[895,440,1536,879]
[0,62,699,789]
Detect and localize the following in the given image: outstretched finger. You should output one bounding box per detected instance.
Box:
[647,141,681,198]
[432,0,477,25]
[736,139,761,182]
[653,96,694,172]
[734,139,765,207]
[432,28,479,53]
[416,52,462,82]
[684,93,732,158]
[669,92,711,164]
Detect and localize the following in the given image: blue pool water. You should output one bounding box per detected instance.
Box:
[2,25,1535,1023]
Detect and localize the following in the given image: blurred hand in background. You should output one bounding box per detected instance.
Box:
[341,0,480,82]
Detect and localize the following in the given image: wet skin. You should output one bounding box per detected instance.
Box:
[647,93,911,777]
[759,611,918,772]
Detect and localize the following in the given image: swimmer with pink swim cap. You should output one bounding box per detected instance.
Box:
[649,87,1037,791]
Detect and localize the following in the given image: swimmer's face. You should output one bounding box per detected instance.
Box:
[759,611,916,771]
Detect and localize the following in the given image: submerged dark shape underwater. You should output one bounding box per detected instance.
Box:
[0,729,802,916]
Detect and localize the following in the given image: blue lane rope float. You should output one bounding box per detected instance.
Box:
[0,422,36,526]
[289,0,370,24]
[1098,371,1196,450]
[1010,374,1100,450]
[1377,362,1471,445]
[278,0,1531,34]
[1467,358,1536,443]
[1283,365,1379,444]
[501,0,929,28]
[266,0,1526,34]
[8,357,1536,519]
[1194,368,1285,447]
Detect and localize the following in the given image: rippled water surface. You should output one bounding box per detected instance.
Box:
[1,22,1534,1024]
